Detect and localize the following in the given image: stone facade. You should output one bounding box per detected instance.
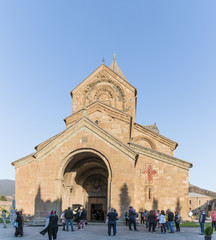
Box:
[12,58,192,220]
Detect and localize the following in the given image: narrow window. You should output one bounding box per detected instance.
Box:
[189,200,191,205]
[149,188,151,200]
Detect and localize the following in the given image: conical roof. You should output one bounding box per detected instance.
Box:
[109,56,127,81]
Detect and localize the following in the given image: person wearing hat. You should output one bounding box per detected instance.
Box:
[47,210,58,240]
[106,208,118,236]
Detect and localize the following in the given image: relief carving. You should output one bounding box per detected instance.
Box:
[83,70,127,110]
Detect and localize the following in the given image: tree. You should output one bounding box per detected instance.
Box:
[0,195,7,201]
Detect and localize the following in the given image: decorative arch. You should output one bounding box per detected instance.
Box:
[55,148,113,216]
[56,148,112,181]
[133,136,156,150]
[93,85,117,108]
[83,70,126,110]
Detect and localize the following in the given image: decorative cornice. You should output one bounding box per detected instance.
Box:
[128,142,193,170]
[65,101,132,127]
[11,152,36,168]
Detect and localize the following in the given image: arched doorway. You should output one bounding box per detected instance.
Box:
[61,150,110,221]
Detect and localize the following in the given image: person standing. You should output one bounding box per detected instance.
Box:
[128,206,139,231]
[65,207,75,232]
[124,211,129,226]
[60,210,66,231]
[14,211,22,237]
[2,210,7,228]
[157,210,166,234]
[19,211,24,236]
[78,209,87,230]
[166,210,170,231]
[143,209,149,228]
[140,210,144,224]
[188,210,193,220]
[47,210,58,240]
[148,210,156,232]
[167,209,175,233]
[175,211,181,232]
[107,208,118,236]
[211,211,216,231]
[199,210,206,235]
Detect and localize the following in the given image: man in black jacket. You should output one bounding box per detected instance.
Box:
[167,209,175,233]
[65,207,75,232]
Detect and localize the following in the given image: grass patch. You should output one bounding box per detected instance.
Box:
[180,222,211,227]
[0,219,11,224]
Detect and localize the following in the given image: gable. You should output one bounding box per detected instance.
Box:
[129,142,192,170]
[71,64,137,119]
[33,117,138,164]
[133,123,178,155]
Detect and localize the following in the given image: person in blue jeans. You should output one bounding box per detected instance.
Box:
[107,208,118,236]
[199,210,206,235]
[65,207,75,232]
[167,209,175,233]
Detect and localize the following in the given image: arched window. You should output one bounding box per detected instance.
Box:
[145,185,153,201]
[149,188,151,200]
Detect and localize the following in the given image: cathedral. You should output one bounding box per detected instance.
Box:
[12,57,192,221]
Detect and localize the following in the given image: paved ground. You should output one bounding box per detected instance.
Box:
[1,224,216,240]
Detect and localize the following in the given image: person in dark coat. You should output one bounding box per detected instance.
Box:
[14,211,22,237]
[47,210,58,240]
[65,207,74,231]
[128,206,139,231]
[107,208,118,236]
[148,210,156,232]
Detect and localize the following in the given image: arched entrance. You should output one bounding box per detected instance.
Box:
[61,150,110,221]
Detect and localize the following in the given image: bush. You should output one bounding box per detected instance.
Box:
[204,226,213,236]
[0,195,7,201]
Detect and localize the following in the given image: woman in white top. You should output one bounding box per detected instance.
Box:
[157,210,166,234]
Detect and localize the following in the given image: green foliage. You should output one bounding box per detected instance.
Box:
[178,222,211,228]
[204,226,213,236]
[0,195,7,201]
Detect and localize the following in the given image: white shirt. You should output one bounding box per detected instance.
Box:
[157,214,166,224]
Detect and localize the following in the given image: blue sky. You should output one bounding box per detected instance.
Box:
[0,1,216,191]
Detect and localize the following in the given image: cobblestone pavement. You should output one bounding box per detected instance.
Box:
[1,224,216,240]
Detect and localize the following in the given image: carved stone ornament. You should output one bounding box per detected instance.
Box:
[141,164,157,183]
[96,70,109,79]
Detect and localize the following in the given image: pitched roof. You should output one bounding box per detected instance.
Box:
[143,123,159,134]
[128,142,193,170]
[188,192,210,198]
[109,57,127,81]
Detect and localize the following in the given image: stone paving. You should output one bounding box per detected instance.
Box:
[1,224,216,240]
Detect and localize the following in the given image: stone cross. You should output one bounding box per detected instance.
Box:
[141,164,157,183]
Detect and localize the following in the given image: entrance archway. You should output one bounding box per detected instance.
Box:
[61,150,110,221]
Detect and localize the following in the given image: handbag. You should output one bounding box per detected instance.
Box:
[40,227,48,236]
[13,221,18,228]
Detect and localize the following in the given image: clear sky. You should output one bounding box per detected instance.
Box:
[0,1,216,191]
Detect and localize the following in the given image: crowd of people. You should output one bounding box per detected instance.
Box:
[2,206,216,239]
[124,208,181,234]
